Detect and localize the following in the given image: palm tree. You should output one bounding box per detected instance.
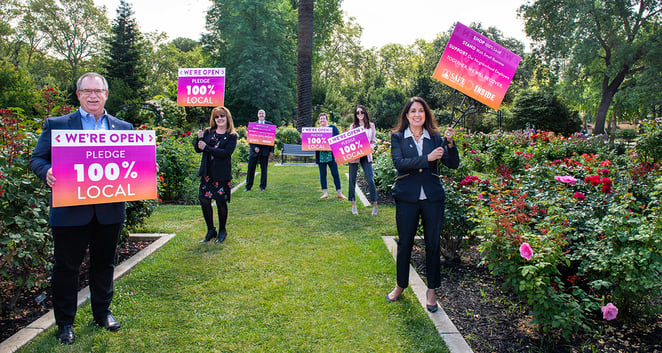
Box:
[296,0,313,130]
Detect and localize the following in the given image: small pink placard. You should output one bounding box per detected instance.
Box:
[177,68,226,107]
[301,127,332,151]
[328,128,373,165]
[247,122,276,146]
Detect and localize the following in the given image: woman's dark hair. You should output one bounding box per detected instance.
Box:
[393,97,439,134]
[207,106,237,136]
[352,105,371,128]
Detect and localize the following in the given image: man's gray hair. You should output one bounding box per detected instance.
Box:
[76,72,109,90]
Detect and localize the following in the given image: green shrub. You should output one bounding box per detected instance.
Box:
[512,89,582,135]
[372,146,396,193]
[123,199,158,240]
[156,131,199,203]
[234,138,250,164]
[470,133,662,339]
[151,96,187,129]
[614,128,637,141]
[0,109,50,317]
[275,126,301,151]
[635,119,662,163]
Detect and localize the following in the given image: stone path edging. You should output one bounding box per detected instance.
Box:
[382,236,474,353]
[0,233,175,353]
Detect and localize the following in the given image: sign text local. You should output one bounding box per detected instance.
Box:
[51,130,157,207]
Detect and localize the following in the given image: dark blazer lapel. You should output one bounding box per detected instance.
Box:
[403,135,417,157]
[68,111,83,130]
[107,115,119,130]
[422,136,434,155]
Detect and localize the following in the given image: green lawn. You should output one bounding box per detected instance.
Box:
[20,165,448,353]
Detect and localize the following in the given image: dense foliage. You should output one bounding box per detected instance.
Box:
[464,130,662,338]
[0,108,50,317]
[511,89,582,135]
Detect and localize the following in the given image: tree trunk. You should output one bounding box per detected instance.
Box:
[593,69,627,136]
[296,0,313,131]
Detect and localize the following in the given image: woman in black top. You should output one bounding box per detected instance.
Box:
[194,106,238,243]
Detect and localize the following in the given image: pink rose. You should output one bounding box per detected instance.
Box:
[573,192,585,201]
[601,303,618,321]
[519,242,533,261]
[554,175,578,185]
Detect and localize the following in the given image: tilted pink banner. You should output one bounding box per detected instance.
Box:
[433,22,521,110]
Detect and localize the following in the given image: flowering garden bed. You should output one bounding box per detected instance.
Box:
[370,121,662,349]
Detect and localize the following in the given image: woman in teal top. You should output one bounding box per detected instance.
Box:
[315,112,347,200]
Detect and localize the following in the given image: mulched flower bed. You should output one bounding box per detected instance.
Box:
[361,177,661,352]
[411,240,662,353]
[0,240,152,342]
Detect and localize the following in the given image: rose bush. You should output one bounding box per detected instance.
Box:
[468,129,662,339]
[0,109,51,317]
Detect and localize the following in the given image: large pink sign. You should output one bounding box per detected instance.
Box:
[51,130,157,207]
[247,122,276,146]
[301,127,332,151]
[328,128,373,165]
[433,22,521,110]
[177,68,226,107]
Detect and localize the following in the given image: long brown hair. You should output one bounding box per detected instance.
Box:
[208,106,237,135]
[393,97,439,134]
[351,104,371,129]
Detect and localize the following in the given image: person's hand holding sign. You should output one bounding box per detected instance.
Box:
[444,127,455,148]
[427,147,445,162]
[197,129,206,150]
[46,168,56,187]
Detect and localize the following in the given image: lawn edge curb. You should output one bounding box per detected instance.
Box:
[0,233,175,353]
[382,236,474,353]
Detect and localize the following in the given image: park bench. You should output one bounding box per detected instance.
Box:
[281,143,315,165]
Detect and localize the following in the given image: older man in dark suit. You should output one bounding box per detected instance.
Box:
[244,109,274,191]
[30,72,132,344]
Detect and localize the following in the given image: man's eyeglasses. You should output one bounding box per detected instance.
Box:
[79,89,106,95]
[215,114,226,118]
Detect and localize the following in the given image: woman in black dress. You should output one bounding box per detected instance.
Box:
[194,106,238,243]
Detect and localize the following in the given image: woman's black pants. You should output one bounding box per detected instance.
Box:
[395,199,444,289]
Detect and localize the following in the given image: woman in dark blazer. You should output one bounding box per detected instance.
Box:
[194,106,237,243]
[385,97,460,312]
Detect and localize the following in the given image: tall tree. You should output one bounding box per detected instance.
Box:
[103,0,148,113]
[30,0,108,85]
[520,0,662,135]
[204,0,297,126]
[296,0,314,129]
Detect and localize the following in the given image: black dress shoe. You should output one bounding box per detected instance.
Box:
[95,314,121,332]
[56,324,75,344]
[200,228,217,243]
[216,229,227,243]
